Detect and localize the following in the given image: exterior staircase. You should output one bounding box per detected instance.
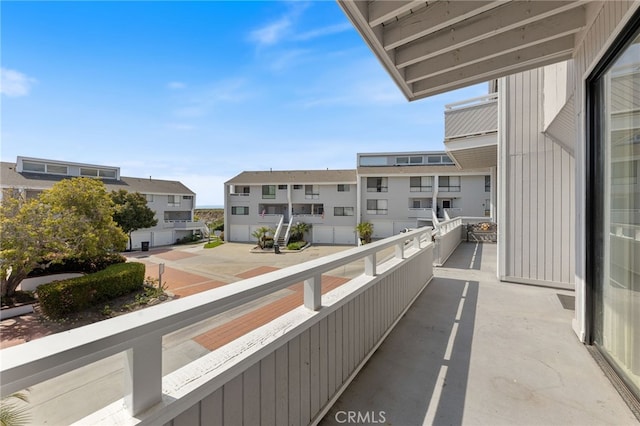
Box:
[277,223,289,247]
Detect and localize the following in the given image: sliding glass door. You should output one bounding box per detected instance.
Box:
[590,21,640,399]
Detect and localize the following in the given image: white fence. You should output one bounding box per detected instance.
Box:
[0,228,434,426]
[433,217,463,266]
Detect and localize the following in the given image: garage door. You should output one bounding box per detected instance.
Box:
[153,230,175,246]
[312,226,334,244]
[230,225,250,242]
[371,221,393,238]
[130,231,152,250]
[334,227,356,245]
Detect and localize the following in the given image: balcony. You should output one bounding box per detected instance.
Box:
[322,243,636,425]
[165,220,208,230]
[1,231,635,425]
[444,93,498,169]
[408,207,433,219]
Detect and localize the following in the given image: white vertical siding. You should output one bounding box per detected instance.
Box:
[501,69,576,288]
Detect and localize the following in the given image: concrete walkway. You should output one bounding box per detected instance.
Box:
[321,243,638,425]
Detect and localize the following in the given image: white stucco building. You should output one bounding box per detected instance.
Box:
[224,152,492,244]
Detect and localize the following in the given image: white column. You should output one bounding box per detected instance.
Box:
[304,274,322,311]
[125,336,163,416]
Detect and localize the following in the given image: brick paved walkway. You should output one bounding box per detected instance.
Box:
[193,273,349,351]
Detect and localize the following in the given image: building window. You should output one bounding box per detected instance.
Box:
[183,195,193,200]
[293,184,303,190]
[46,164,68,175]
[359,156,387,166]
[410,198,432,209]
[80,167,99,177]
[334,207,354,216]
[231,206,249,215]
[485,175,491,192]
[100,169,117,179]
[366,199,388,215]
[588,15,640,399]
[409,176,433,192]
[79,167,116,178]
[426,155,454,164]
[262,185,276,199]
[144,194,154,202]
[396,156,423,165]
[167,195,180,206]
[367,177,388,192]
[22,161,46,173]
[278,184,288,190]
[438,176,461,192]
[23,161,69,175]
[305,185,320,199]
[337,184,350,192]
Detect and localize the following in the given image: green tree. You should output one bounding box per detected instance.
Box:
[252,226,274,249]
[0,196,64,297]
[356,222,374,244]
[289,222,311,243]
[111,190,158,251]
[1,178,127,297]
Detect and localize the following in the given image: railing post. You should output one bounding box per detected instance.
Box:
[395,242,404,259]
[304,273,322,311]
[365,253,376,276]
[413,235,420,249]
[125,336,163,416]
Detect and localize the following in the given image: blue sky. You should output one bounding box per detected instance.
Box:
[1,1,487,206]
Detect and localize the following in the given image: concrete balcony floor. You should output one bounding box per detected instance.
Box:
[322,243,637,425]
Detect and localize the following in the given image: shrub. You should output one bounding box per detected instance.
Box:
[286,241,307,250]
[36,262,145,318]
[27,253,126,277]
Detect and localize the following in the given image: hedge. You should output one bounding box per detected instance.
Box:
[36,262,145,318]
[28,253,127,277]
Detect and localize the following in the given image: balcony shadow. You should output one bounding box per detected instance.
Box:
[441,241,484,271]
[321,276,479,426]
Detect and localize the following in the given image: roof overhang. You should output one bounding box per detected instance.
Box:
[445,133,498,169]
[338,0,587,100]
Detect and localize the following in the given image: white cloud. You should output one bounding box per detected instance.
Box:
[167,81,186,90]
[294,22,353,41]
[248,2,312,47]
[1,68,37,97]
[249,17,292,47]
[172,78,253,118]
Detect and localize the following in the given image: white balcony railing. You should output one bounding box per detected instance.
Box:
[408,207,433,218]
[444,93,498,140]
[164,220,207,229]
[433,217,463,266]
[1,228,434,425]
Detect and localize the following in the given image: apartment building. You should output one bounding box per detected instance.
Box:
[224,169,359,245]
[1,156,206,249]
[357,151,492,238]
[224,153,492,244]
